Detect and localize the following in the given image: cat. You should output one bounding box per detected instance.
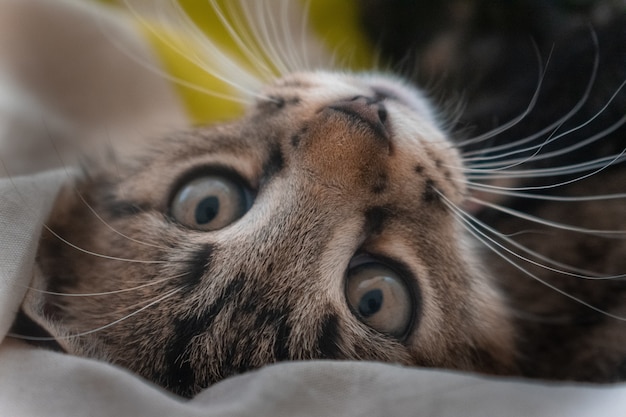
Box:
[10,0,626,398]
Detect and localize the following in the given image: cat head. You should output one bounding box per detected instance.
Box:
[29,71,514,397]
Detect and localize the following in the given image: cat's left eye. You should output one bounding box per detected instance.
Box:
[345,256,415,339]
[170,175,252,231]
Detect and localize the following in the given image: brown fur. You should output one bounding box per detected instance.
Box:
[22,72,517,397]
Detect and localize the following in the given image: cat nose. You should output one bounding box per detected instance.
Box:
[328,95,389,140]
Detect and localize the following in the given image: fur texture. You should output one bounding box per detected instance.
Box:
[11,0,626,398]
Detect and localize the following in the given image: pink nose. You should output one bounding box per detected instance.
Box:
[327,95,389,142]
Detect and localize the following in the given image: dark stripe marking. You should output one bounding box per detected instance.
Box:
[105,200,148,218]
[317,313,342,358]
[291,126,309,149]
[422,178,441,203]
[161,274,247,397]
[182,243,214,290]
[291,134,302,148]
[250,306,293,361]
[262,143,285,181]
[268,95,286,109]
[371,173,388,194]
[273,314,292,361]
[364,206,388,235]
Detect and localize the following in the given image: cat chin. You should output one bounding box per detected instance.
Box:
[357,73,441,126]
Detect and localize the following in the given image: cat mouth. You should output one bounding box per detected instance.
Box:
[364,76,437,123]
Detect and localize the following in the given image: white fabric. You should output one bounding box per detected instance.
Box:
[1,0,626,415]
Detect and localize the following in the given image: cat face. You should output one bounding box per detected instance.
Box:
[31,71,514,397]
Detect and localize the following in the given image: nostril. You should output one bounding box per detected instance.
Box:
[326,95,391,150]
[328,95,389,132]
[377,105,388,124]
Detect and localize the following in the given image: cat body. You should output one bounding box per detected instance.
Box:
[24,72,514,397]
[10,0,626,398]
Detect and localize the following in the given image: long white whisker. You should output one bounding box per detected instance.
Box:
[468,196,626,238]
[462,31,600,160]
[24,271,190,297]
[466,183,626,202]
[44,225,170,264]
[466,80,626,170]
[9,287,184,341]
[264,0,290,73]
[463,152,626,179]
[280,0,302,72]
[237,0,282,77]
[116,0,266,102]
[299,0,314,70]
[76,190,171,250]
[450,202,624,279]
[246,0,289,76]
[463,147,626,191]
[210,0,275,80]
[455,45,548,148]
[159,1,267,95]
[1,143,169,265]
[440,193,626,320]
[36,120,170,252]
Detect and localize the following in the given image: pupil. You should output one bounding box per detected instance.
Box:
[358,289,383,318]
[195,196,219,224]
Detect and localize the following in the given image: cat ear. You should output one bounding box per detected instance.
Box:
[18,181,95,355]
[19,263,78,355]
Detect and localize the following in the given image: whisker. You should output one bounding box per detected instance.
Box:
[43,225,171,264]
[466,183,626,202]
[464,152,626,179]
[468,196,626,238]
[9,287,185,342]
[299,0,314,70]
[158,0,268,95]
[279,0,302,72]
[465,80,626,170]
[455,44,549,149]
[266,0,291,73]
[110,0,266,103]
[439,193,626,320]
[23,271,190,297]
[81,195,170,253]
[211,0,275,80]
[461,30,601,160]
[453,204,624,280]
[463,147,626,191]
[247,0,290,76]
[43,130,171,252]
[1,141,171,266]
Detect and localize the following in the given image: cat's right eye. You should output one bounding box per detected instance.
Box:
[170,175,252,231]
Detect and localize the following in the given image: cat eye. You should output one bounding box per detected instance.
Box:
[170,175,252,231]
[345,256,415,339]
